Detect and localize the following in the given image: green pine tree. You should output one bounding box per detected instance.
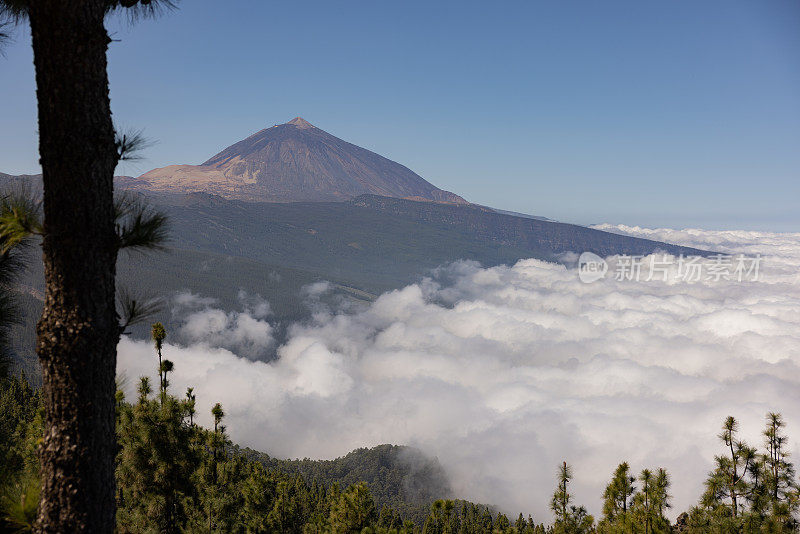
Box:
[116,360,201,533]
[762,412,799,530]
[329,481,378,533]
[599,462,637,533]
[631,468,671,534]
[551,461,594,534]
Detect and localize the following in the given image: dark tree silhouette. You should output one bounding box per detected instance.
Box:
[0,2,173,531]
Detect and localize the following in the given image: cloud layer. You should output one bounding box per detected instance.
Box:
[169,290,274,360]
[118,226,800,522]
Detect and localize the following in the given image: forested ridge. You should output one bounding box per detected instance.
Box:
[238,445,453,527]
[2,325,799,532]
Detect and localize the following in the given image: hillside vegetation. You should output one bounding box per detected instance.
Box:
[3,349,798,532]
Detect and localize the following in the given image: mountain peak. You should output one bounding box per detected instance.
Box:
[136,118,467,204]
[287,116,314,129]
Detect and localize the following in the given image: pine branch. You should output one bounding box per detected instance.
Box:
[106,0,178,21]
[115,128,153,162]
[114,193,169,251]
[0,189,43,253]
[117,286,163,334]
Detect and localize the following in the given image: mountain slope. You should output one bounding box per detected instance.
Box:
[351,194,701,257]
[136,117,466,203]
[154,192,708,292]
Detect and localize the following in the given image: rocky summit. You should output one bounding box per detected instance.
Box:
[135,117,466,204]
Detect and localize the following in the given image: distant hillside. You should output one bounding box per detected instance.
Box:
[237,444,452,526]
[135,117,466,204]
[153,193,707,292]
[351,195,705,258]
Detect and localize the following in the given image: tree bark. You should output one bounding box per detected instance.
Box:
[27,2,120,532]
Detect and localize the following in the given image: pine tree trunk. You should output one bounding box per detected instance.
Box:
[27,2,120,532]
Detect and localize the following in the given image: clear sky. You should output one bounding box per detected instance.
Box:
[1,0,799,230]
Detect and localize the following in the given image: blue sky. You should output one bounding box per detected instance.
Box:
[1,0,799,230]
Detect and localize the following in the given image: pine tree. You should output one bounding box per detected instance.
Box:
[690,417,757,532]
[0,2,172,529]
[552,462,572,526]
[599,462,637,533]
[211,403,225,484]
[551,461,594,534]
[653,469,671,517]
[636,469,654,534]
[184,387,196,426]
[240,461,278,533]
[116,364,200,533]
[631,468,671,534]
[721,416,756,518]
[378,504,403,530]
[759,413,799,530]
[267,479,304,533]
[686,412,800,532]
[160,359,174,397]
[763,414,799,518]
[329,482,377,533]
[195,401,244,533]
[495,511,511,530]
[151,322,167,395]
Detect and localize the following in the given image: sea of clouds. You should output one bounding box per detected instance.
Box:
[117,225,800,521]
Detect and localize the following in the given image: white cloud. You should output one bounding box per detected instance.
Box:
[302,280,332,299]
[118,226,800,522]
[237,289,272,319]
[170,290,274,359]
